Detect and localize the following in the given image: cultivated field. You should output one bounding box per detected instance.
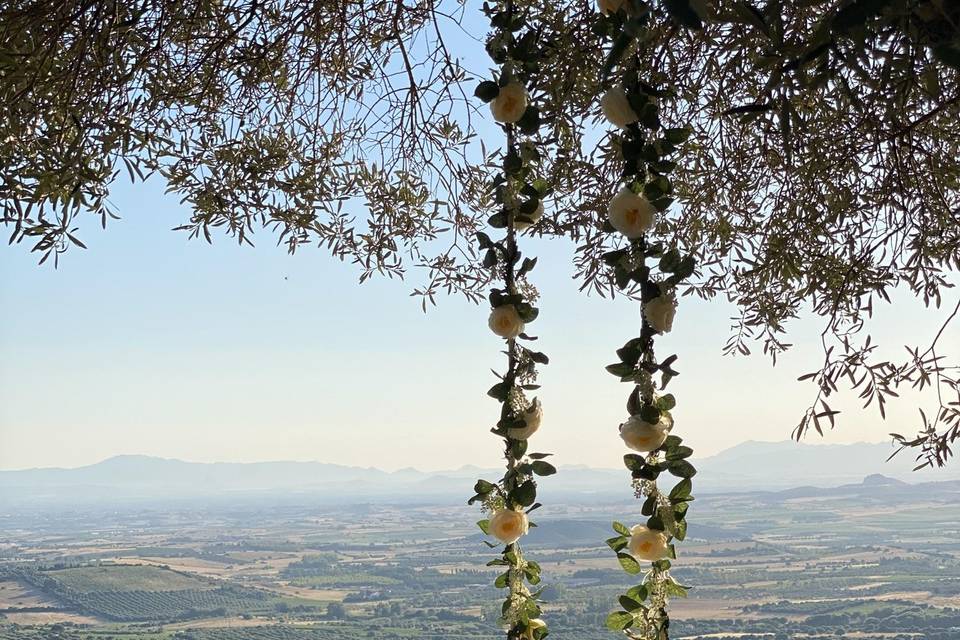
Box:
[1,476,959,639]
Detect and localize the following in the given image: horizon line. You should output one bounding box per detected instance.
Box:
[0,438,896,473]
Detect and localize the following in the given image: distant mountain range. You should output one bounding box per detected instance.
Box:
[2,440,958,506]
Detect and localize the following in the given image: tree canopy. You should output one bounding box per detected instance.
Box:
[2,0,959,465]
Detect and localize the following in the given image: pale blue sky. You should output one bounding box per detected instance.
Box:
[2,171,955,471]
[1,13,957,472]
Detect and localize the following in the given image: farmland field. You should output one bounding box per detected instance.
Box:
[48,565,213,592]
[1,475,959,639]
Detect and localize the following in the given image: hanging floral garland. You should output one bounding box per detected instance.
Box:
[594,2,699,638]
[469,2,553,639]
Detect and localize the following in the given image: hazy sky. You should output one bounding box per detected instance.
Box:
[2,16,957,473]
[2,168,956,472]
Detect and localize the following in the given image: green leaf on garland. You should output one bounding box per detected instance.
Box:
[617,552,642,574]
[627,387,642,415]
[474,479,496,494]
[670,478,693,502]
[668,459,697,478]
[623,454,645,472]
[627,584,649,602]
[487,382,510,401]
[527,350,549,365]
[606,362,635,377]
[531,460,557,476]
[474,80,500,102]
[612,521,631,536]
[512,480,537,507]
[516,303,539,323]
[641,494,657,516]
[602,249,627,266]
[639,404,661,423]
[476,231,494,249]
[525,566,541,585]
[663,434,683,449]
[518,256,538,276]
[666,445,694,461]
[606,536,628,551]
[600,31,634,82]
[674,518,688,541]
[516,106,541,135]
[656,393,676,411]
[647,514,665,531]
[606,610,635,631]
[664,579,690,598]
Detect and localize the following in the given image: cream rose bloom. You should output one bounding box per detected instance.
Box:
[507,399,542,440]
[601,85,638,129]
[525,618,547,640]
[608,187,655,238]
[491,82,528,123]
[628,525,670,561]
[643,292,676,333]
[515,201,544,231]
[619,414,671,452]
[597,0,628,15]
[489,304,525,339]
[489,508,529,544]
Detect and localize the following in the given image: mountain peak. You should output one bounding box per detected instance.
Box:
[862,473,907,486]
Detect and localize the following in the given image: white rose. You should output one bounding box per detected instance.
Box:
[597,0,628,15]
[490,82,528,123]
[488,304,525,339]
[608,186,656,238]
[601,85,638,129]
[619,414,671,452]
[515,201,543,231]
[506,399,542,440]
[489,508,529,544]
[525,618,547,640]
[628,525,670,561]
[643,293,676,333]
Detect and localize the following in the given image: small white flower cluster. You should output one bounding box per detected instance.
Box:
[498,575,531,629]
[636,369,655,402]
[481,491,506,516]
[516,279,540,304]
[506,386,526,414]
[515,350,539,386]
[634,571,670,637]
